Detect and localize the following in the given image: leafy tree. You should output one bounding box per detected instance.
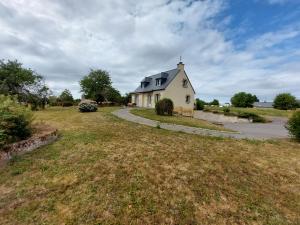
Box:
[107,87,122,103]
[273,93,298,110]
[210,99,219,106]
[0,59,51,110]
[121,93,131,106]
[80,69,112,103]
[231,92,259,108]
[195,98,205,110]
[59,89,74,106]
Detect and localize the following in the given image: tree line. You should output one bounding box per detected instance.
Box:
[196,92,299,110]
[0,59,131,110]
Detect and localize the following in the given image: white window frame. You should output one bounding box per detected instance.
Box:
[156,79,161,86]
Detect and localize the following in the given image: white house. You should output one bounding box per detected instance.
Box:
[131,61,195,115]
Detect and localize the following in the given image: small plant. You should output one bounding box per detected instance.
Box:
[156,123,161,129]
[155,98,174,116]
[79,101,98,112]
[223,107,230,113]
[286,111,300,141]
[237,112,266,123]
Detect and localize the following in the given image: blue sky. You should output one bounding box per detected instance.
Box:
[0,0,299,102]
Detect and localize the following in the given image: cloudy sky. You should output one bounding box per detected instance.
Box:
[1,0,300,102]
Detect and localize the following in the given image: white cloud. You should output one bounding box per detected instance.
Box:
[0,0,299,102]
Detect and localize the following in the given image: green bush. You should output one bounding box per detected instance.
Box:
[237,112,266,123]
[155,98,174,116]
[195,98,205,110]
[0,95,33,149]
[79,101,98,112]
[286,111,300,141]
[273,93,298,110]
[223,107,230,113]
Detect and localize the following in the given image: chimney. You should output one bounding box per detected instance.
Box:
[177,61,184,70]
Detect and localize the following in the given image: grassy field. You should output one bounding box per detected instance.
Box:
[131,108,231,132]
[205,106,298,118]
[0,107,300,225]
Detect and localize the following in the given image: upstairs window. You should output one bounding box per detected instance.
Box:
[183,79,188,88]
[155,79,161,86]
[185,95,190,104]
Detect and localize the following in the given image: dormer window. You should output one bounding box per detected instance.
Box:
[156,79,161,86]
[183,79,188,88]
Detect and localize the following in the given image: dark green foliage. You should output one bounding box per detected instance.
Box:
[286,111,300,141]
[0,59,51,110]
[79,101,98,112]
[210,99,219,106]
[155,98,174,116]
[121,93,131,106]
[237,112,266,123]
[195,98,205,110]
[0,95,33,149]
[231,92,259,108]
[106,87,122,103]
[273,93,298,110]
[59,89,74,107]
[223,107,230,113]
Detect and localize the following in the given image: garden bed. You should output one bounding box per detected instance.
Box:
[0,124,58,164]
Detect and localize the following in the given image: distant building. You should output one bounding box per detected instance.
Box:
[253,101,273,108]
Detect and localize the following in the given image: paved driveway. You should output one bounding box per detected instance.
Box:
[113,108,289,140]
[194,111,289,139]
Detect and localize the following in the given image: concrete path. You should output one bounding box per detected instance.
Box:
[112,108,288,140]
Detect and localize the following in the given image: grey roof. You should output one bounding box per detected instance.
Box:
[133,68,180,93]
[253,102,274,108]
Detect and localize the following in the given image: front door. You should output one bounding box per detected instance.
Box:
[147,94,152,107]
[135,95,139,106]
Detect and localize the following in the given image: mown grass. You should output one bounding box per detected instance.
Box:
[0,106,300,225]
[131,108,232,132]
[205,106,298,118]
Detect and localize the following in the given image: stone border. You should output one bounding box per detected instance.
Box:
[0,126,58,164]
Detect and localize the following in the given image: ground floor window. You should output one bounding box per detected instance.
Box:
[185,95,190,104]
[147,94,152,105]
[155,94,160,103]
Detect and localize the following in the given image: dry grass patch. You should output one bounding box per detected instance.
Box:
[0,106,299,224]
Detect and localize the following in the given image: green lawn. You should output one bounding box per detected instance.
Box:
[205,106,298,118]
[131,108,232,132]
[0,107,300,224]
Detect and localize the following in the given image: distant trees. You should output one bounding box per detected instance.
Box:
[80,69,121,103]
[231,92,259,108]
[0,59,51,110]
[209,99,219,106]
[59,89,74,107]
[273,93,298,110]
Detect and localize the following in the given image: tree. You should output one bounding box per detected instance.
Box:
[210,99,219,106]
[80,69,112,103]
[195,98,205,110]
[231,92,259,108]
[121,93,131,106]
[59,89,74,106]
[0,59,51,110]
[106,87,122,103]
[273,93,298,110]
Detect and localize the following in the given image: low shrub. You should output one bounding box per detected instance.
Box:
[286,111,300,141]
[0,95,33,149]
[155,98,174,116]
[62,101,73,107]
[223,107,230,113]
[237,112,266,123]
[79,100,98,112]
[195,99,205,110]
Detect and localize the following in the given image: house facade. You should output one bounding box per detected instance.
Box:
[131,62,195,114]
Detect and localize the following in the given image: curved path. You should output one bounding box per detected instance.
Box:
[112,108,287,140]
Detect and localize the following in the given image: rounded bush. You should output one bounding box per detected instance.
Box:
[195,99,205,110]
[155,98,174,116]
[79,100,98,112]
[286,111,300,141]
